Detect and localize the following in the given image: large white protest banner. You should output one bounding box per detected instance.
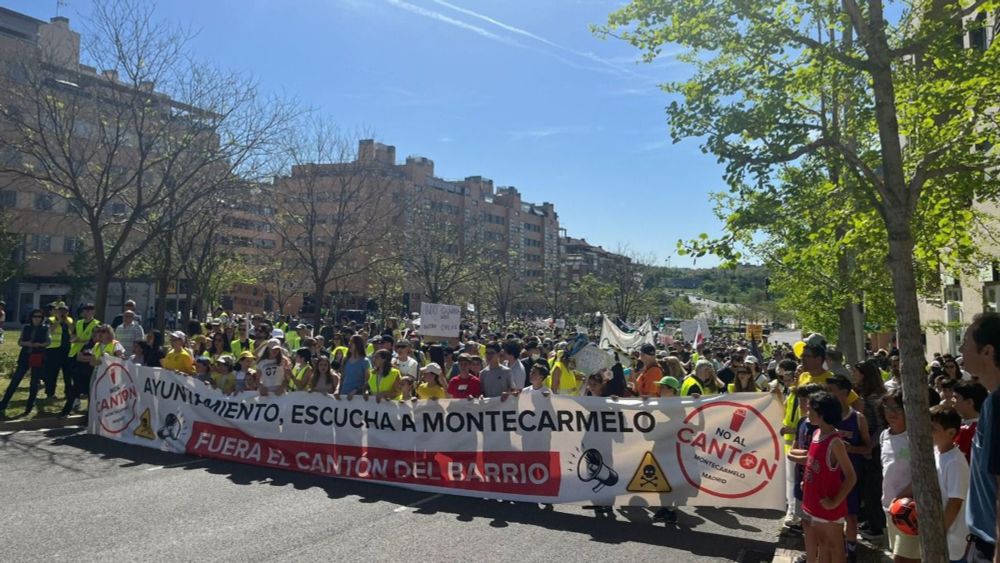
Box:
[419,302,461,338]
[90,358,786,509]
[598,317,654,351]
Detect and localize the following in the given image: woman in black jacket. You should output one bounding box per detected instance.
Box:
[0,309,51,418]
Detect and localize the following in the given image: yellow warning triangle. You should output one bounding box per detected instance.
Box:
[134,408,156,440]
[627,451,671,493]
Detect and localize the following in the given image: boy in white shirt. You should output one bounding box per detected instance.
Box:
[521,364,551,396]
[930,405,970,563]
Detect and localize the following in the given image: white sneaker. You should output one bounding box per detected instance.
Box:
[783,513,801,528]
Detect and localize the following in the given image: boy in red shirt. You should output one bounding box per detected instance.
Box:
[952,381,987,462]
[447,353,482,399]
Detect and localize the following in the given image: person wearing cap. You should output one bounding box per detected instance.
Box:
[162,331,195,375]
[633,343,664,397]
[657,376,680,398]
[233,351,257,394]
[416,363,448,399]
[42,301,73,401]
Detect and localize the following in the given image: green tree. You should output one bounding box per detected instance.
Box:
[569,274,614,317]
[0,207,27,287]
[599,2,1000,557]
[56,241,96,307]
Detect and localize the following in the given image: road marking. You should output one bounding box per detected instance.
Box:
[146,458,209,471]
[393,493,443,513]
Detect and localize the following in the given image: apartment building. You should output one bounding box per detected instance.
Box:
[560,236,631,285]
[268,140,562,314]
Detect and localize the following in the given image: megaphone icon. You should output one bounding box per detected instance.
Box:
[577,448,619,492]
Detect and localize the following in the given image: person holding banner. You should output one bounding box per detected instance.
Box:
[309,356,339,394]
[163,332,195,375]
[257,340,290,397]
[340,334,372,397]
[633,344,663,397]
[288,348,313,391]
[368,349,401,402]
[680,359,723,397]
[416,363,448,399]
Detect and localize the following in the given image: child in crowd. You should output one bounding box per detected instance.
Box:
[929,405,970,563]
[416,363,448,399]
[309,356,338,394]
[521,364,551,396]
[826,374,871,561]
[448,354,482,399]
[257,340,289,397]
[396,375,416,401]
[193,356,213,386]
[289,347,313,391]
[657,376,679,398]
[787,383,825,561]
[879,389,919,563]
[935,376,957,405]
[234,351,256,394]
[212,355,236,394]
[952,381,987,462]
[791,391,856,563]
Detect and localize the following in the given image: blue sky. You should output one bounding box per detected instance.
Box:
[7,0,729,267]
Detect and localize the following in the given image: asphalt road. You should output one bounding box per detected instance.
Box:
[1,427,786,562]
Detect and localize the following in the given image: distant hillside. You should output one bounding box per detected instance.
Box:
[647,264,770,305]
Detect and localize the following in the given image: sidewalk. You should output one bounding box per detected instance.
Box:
[0,413,85,432]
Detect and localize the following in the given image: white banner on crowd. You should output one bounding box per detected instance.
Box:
[418,303,461,338]
[89,359,786,509]
[570,344,614,376]
[680,319,711,343]
[769,330,802,346]
[598,317,654,351]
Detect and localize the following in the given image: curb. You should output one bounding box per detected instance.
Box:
[0,414,86,432]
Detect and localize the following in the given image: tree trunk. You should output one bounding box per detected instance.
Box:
[313,280,326,328]
[885,217,947,561]
[94,269,110,323]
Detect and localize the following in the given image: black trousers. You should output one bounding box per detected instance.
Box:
[859,446,885,532]
[0,360,44,414]
[59,362,93,415]
[42,348,69,397]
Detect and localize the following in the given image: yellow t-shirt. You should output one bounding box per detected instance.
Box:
[545,359,579,394]
[797,370,859,403]
[213,372,236,394]
[163,349,195,375]
[416,383,447,399]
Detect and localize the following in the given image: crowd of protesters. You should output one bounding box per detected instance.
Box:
[0,301,997,563]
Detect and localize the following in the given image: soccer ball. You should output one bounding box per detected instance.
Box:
[889,497,919,536]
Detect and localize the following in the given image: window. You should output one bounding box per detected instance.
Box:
[34,193,55,211]
[523,222,542,233]
[31,234,51,252]
[0,190,16,208]
[63,237,81,254]
[970,13,989,51]
[523,237,541,248]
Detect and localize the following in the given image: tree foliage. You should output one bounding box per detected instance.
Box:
[598,0,1000,557]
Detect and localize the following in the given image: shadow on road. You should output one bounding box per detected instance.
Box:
[41,428,781,560]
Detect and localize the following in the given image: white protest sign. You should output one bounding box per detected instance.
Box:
[419,302,462,338]
[680,319,711,342]
[571,344,614,377]
[554,319,566,329]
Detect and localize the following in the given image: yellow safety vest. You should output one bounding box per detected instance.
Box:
[289,363,309,391]
[70,318,101,357]
[94,340,119,359]
[46,315,73,349]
